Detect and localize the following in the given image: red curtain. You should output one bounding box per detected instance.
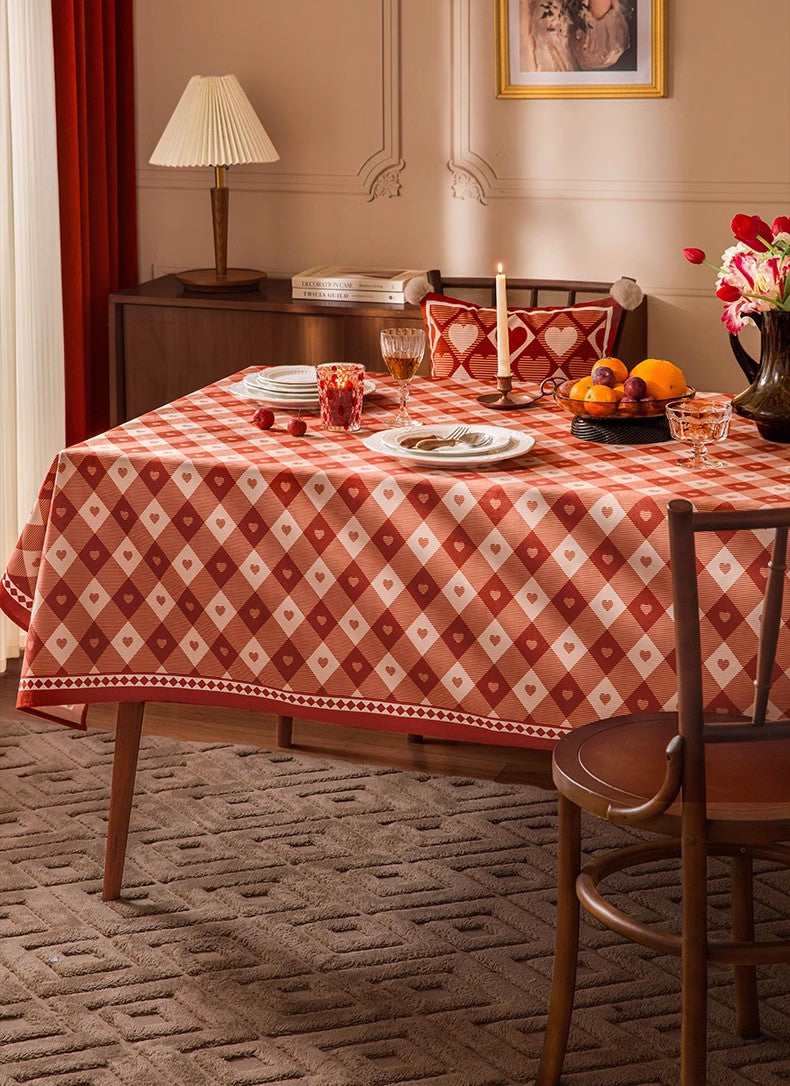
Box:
[51,0,138,443]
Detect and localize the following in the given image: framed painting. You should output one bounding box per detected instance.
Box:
[496,0,666,99]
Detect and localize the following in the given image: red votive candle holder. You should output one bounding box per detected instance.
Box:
[317,363,365,432]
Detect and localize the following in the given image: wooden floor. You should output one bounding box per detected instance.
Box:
[0,658,554,789]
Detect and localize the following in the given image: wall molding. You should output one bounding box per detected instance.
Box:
[138,0,403,201]
[448,0,790,206]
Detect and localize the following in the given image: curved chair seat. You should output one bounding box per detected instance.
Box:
[554,711,790,838]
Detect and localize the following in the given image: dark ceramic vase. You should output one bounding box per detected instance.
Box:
[729,310,790,443]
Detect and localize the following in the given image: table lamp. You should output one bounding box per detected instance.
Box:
[150,74,279,293]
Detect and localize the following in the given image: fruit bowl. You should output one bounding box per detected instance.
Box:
[542,378,696,423]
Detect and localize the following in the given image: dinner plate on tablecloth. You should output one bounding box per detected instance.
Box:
[362,428,535,468]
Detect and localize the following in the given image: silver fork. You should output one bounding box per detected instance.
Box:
[444,425,494,448]
[401,424,468,450]
[408,425,495,452]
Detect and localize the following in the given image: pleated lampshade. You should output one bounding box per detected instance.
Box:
[150,75,279,292]
[150,74,279,167]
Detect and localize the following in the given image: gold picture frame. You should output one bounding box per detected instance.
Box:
[496,0,666,99]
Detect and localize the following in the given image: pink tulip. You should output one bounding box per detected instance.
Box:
[720,294,759,334]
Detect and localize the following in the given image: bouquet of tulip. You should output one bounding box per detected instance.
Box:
[683,214,790,334]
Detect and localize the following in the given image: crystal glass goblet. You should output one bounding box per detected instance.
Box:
[666,398,732,470]
[380,328,425,428]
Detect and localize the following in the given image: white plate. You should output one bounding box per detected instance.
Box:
[362,428,535,468]
[244,381,318,398]
[230,378,377,409]
[245,384,319,401]
[380,423,514,458]
[246,366,317,390]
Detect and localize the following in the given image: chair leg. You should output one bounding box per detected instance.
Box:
[680,825,709,1086]
[102,702,144,901]
[731,854,761,1039]
[537,794,581,1086]
[276,715,293,748]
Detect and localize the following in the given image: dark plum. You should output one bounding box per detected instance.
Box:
[623,375,648,399]
[591,365,616,388]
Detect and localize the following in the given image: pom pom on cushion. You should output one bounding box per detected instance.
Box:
[610,276,644,310]
[404,274,432,306]
[421,292,623,383]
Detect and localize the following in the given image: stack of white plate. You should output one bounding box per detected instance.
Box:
[242,366,321,408]
[363,423,535,468]
[234,366,376,409]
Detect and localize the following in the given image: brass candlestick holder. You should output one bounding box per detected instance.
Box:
[477,374,539,410]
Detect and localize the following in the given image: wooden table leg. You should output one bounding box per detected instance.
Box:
[276,715,293,748]
[102,702,144,901]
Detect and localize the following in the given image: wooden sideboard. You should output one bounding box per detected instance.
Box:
[109,275,427,423]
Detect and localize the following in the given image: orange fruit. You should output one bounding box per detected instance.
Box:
[612,384,625,399]
[584,385,619,417]
[628,359,687,401]
[569,376,593,400]
[596,357,628,383]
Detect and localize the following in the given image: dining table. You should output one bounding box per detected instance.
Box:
[2,369,788,898]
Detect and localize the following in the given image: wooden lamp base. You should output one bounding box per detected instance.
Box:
[177,267,267,294]
[177,170,267,294]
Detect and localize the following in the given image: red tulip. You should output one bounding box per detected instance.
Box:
[731,213,772,252]
[716,283,741,302]
[683,247,706,264]
[772,215,790,236]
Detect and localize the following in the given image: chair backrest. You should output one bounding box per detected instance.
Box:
[428,273,648,367]
[667,499,790,818]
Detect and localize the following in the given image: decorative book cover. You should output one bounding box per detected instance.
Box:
[292,265,424,293]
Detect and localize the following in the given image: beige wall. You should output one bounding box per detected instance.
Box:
[134,0,790,391]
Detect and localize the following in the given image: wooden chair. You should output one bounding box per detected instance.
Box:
[537,499,790,1086]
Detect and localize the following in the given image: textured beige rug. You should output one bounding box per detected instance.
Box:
[0,718,788,1085]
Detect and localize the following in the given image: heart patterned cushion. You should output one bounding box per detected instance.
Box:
[421,293,623,383]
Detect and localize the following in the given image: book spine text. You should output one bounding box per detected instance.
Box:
[293,277,410,293]
[292,287,407,304]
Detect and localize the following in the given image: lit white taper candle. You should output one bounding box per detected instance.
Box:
[495,263,511,378]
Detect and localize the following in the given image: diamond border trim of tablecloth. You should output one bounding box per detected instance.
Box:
[1,571,33,611]
[16,671,569,740]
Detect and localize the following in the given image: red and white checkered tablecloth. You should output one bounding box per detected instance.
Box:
[2,372,788,747]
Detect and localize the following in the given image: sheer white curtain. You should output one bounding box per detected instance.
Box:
[0,0,65,670]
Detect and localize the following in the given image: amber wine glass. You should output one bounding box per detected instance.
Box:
[380,328,425,427]
[666,398,732,470]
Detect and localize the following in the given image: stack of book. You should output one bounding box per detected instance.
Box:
[291,266,426,304]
